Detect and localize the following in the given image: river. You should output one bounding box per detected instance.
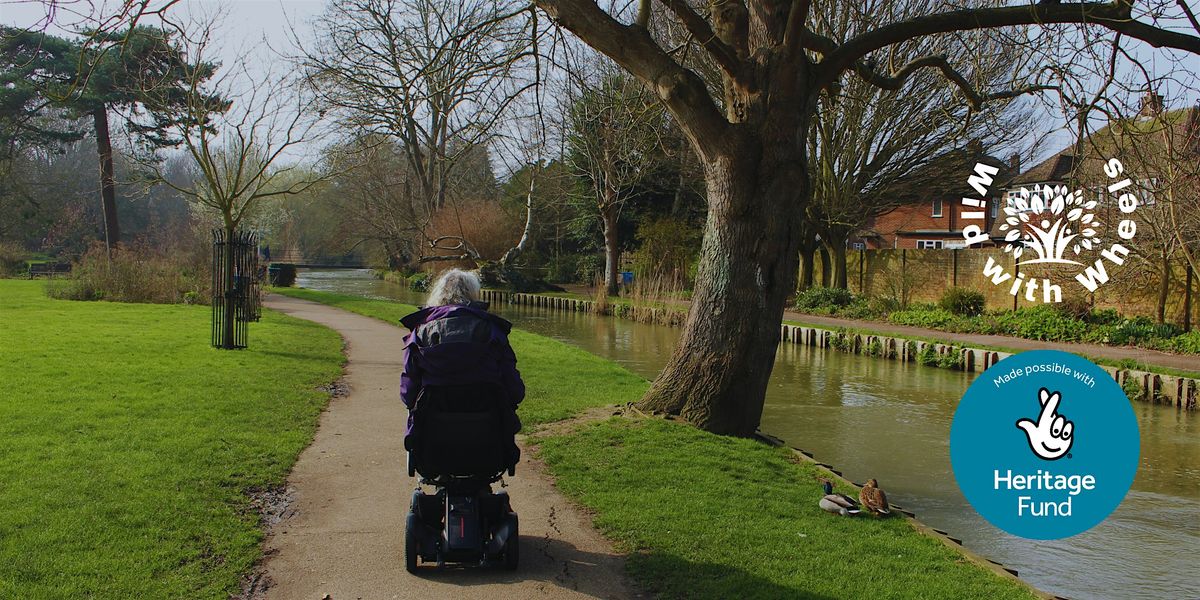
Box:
[295,268,1200,600]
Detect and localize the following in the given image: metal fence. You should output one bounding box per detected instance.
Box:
[212,229,261,349]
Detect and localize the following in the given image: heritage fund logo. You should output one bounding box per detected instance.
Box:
[950,350,1139,540]
[959,160,1141,303]
[1015,388,1074,460]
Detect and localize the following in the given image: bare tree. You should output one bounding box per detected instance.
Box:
[564,58,669,294]
[135,20,328,348]
[536,0,1200,435]
[297,0,536,261]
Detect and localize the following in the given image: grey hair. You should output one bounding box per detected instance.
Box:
[426,268,482,306]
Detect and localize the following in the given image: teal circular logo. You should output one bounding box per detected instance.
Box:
[950,350,1139,539]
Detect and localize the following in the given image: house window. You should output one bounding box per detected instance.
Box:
[990,200,998,219]
[851,242,865,250]
[932,199,943,217]
[917,240,944,249]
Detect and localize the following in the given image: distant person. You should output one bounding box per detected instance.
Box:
[399,269,524,467]
[261,244,271,261]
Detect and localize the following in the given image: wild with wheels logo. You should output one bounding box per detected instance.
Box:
[958,159,1142,302]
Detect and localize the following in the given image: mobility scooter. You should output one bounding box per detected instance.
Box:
[404,383,520,572]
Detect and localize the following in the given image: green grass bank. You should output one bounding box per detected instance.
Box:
[278,286,1037,599]
[0,280,344,599]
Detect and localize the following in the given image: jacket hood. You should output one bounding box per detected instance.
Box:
[400,301,512,334]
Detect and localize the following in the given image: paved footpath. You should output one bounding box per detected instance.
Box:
[259,294,638,600]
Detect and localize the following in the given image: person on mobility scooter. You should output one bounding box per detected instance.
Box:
[399,269,524,573]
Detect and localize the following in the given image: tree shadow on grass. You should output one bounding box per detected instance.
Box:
[413,537,836,600]
[626,551,840,600]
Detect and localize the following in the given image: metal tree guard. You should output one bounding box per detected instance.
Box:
[212,229,261,349]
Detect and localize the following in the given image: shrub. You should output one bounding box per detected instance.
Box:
[0,241,26,277]
[46,242,210,304]
[1106,316,1158,346]
[1151,331,1200,354]
[545,254,581,283]
[795,286,855,311]
[629,217,701,284]
[990,306,1090,342]
[865,338,883,357]
[938,287,985,316]
[938,346,964,370]
[576,254,604,283]
[868,295,902,315]
[1121,376,1144,401]
[889,305,959,329]
[408,271,431,291]
[1055,297,1092,321]
[917,343,939,366]
[1087,308,1122,325]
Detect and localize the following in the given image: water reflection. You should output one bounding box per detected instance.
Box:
[294,269,1200,600]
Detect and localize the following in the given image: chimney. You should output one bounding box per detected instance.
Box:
[1139,90,1164,117]
[1009,153,1022,173]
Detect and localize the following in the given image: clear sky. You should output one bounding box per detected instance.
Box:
[2,0,1198,170]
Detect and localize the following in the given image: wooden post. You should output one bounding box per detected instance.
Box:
[1012,255,1020,312]
[858,248,865,294]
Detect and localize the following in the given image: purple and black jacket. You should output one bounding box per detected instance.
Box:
[399,302,525,444]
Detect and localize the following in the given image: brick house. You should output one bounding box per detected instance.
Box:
[859,153,1016,249]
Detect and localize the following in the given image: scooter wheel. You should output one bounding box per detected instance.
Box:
[503,515,519,571]
[405,514,419,574]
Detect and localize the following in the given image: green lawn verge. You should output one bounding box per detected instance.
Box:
[274,286,1037,600]
[271,287,649,425]
[0,280,344,599]
[537,417,1036,600]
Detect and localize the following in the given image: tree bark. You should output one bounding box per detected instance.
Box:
[1158,252,1171,324]
[818,244,832,287]
[93,107,119,252]
[637,125,809,436]
[799,247,815,291]
[830,240,849,289]
[602,203,620,296]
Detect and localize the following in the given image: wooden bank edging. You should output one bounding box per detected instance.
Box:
[481,289,1199,410]
[751,430,1060,600]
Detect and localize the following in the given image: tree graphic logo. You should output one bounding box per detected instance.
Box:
[998,184,1100,265]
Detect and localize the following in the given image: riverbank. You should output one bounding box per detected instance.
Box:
[276,286,1043,599]
[0,280,344,598]
[478,289,1200,408]
[546,284,1200,375]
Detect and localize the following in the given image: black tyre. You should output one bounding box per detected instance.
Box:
[503,516,519,571]
[405,514,419,574]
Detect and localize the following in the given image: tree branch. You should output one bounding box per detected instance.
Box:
[536,0,731,159]
[851,54,1057,109]
[818,2,1200,87]
[658,0,743,78]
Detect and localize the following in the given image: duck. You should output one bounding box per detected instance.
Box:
[860,478,891,516]
[818,479,861,516]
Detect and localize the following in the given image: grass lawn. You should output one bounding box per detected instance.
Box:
[0,280,344,599]
[271,287,648,426]
[274,286,1037,599]
[538,418,1036,600]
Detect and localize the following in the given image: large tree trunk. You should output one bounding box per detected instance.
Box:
[818,244,832,287]
[799,247,816,291]
[601,203,620,296]
[93,107,119,252]
[637,127,808,436]
[830,240,849,289]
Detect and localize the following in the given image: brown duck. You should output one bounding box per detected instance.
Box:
[860,479,891,516]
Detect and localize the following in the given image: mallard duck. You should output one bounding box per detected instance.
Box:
[819,479,861,516]
[860,478,891,516]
